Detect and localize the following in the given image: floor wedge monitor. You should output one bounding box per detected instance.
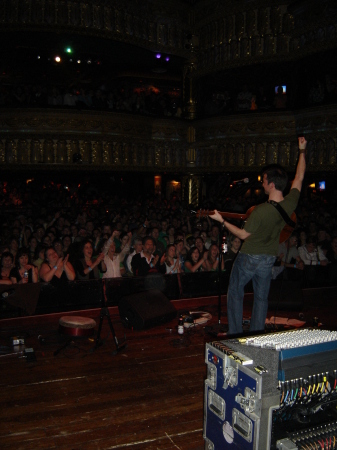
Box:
[118,289,176,330]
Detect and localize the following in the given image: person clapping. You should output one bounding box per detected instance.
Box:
[73,239,106,280]
[39,247,75,285]
[184,247,207,273]
[165,244,181,274]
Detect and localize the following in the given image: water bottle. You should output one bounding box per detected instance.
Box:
[178,315,184,335]
[222,236,228,253]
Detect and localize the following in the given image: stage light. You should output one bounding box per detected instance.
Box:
[87,59,92,64]
[156,53,161,59]
[165,56,170,62]
[55,56,61,63]
[77,59,81,64]
[65,47,72,54]
[37,55,41,60]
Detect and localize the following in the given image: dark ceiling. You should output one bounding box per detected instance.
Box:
[1,30,185,85]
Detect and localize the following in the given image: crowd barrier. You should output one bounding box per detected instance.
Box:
[1,265,336,319]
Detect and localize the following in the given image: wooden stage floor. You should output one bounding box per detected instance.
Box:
[0,293,336,449]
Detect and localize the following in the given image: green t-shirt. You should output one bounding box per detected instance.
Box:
[241,188,300,256]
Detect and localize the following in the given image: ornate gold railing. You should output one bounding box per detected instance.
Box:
[194,106,337,173]
[1,105,337,173]
[194,0,337,75]
[0,0,188,56]
[0,109,187,171]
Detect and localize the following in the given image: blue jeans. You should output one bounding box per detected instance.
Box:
[227,252,276,335]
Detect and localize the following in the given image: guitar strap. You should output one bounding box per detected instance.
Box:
[267,200,296,228]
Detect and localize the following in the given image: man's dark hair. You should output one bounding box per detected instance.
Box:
[142,236,155,246]
[306,236,317,245]
[262,164,288,192]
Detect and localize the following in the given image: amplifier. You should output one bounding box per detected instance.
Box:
[203,329,337,450]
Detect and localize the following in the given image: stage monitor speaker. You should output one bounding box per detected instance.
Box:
[118,289,176,330]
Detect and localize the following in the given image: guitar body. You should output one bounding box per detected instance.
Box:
[279,212,297,243]
[194,206,296,243]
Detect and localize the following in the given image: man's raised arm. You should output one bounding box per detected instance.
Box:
[291,136,307,192]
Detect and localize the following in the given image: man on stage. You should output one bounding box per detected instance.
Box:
[210,137,307,335]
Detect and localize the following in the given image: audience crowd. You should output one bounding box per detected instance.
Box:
[1,176,337,289]
[1,69,336,120]
[203,73,337,117]
[0,81,183,119]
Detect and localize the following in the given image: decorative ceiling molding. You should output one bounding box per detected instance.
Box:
[1,0,336,73]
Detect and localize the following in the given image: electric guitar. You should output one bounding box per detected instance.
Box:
[193,207,296,244]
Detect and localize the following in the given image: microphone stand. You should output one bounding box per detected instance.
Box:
[92,280,127,355]
[206,224,228,337]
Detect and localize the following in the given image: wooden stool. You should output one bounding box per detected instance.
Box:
[54,316,96,356]
[59,316,96,337]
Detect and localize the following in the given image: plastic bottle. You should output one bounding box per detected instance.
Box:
[178,315,184,335]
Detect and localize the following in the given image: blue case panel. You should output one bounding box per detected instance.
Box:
[204,347,258,449]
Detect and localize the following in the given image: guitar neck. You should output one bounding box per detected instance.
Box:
[205,210,249,221]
